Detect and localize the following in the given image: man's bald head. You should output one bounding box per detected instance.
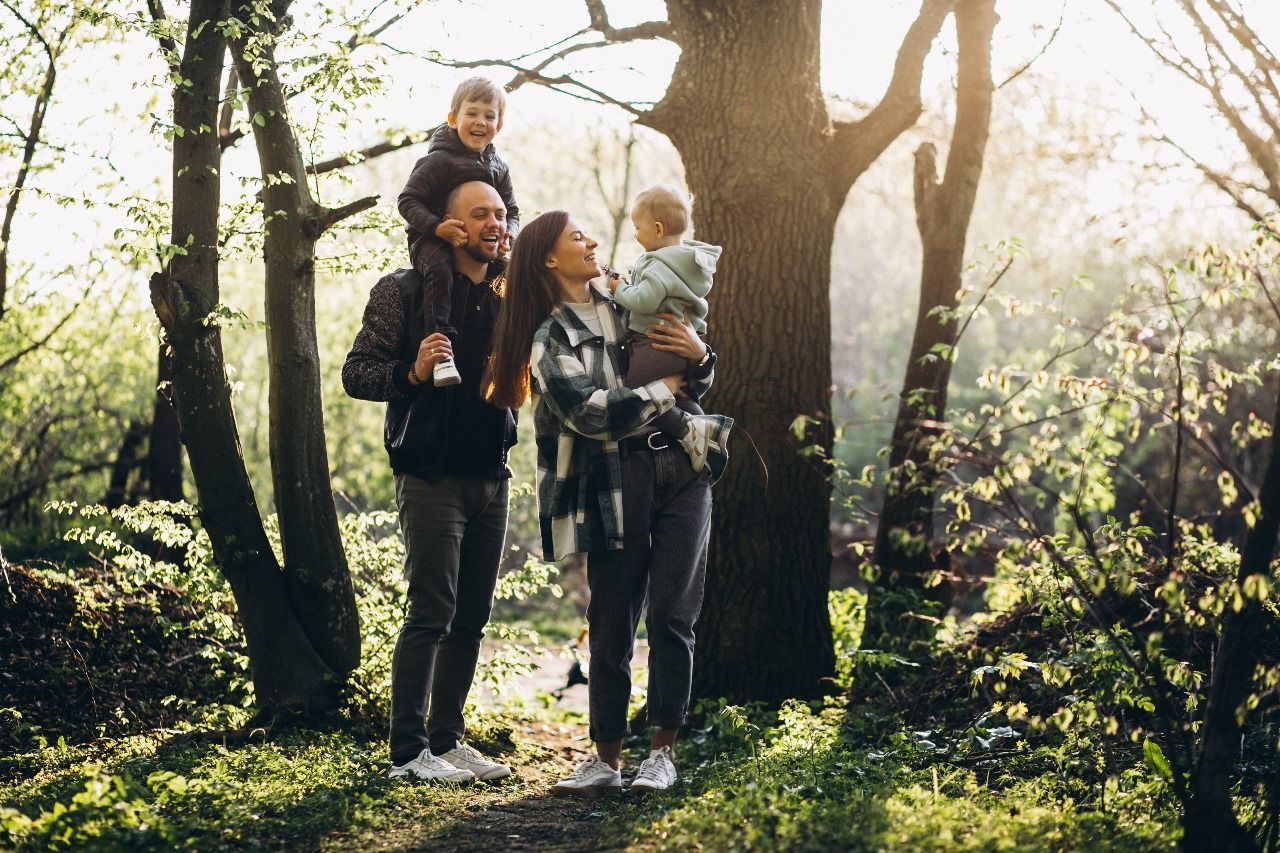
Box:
[445,180,503,220]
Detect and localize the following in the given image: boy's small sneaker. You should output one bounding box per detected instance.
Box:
[436,742,511,781]
[629,745,678,792]
[678,415,730,476]
[433,357,462,386]
[388,748,474,783]
[550,756,623,798]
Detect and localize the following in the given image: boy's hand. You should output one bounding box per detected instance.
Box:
[499,232,513,256]
[435,218,467,247]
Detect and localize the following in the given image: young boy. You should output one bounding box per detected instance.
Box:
[398,77,519,386]
[609,185,730,474]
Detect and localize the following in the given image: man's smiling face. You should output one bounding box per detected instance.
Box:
[447,182,507,263]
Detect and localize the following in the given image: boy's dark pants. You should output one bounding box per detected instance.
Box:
[624,334,702,437]
[411,238,458,341]
[585,443,712,742]
[388,472,509,764]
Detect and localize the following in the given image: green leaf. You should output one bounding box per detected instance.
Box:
[1143,737,1172,780]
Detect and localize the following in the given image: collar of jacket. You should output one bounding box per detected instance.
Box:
[427,124,493,158]
[549,284,622,348]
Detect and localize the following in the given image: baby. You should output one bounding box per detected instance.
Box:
[397,77,520,386]
[610,185,730,474]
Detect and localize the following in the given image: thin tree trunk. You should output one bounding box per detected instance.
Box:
[1183,375,1280,851]
[151,0,338,712]
[229,0,365,677]
[104,419,148,509]
[865,0,998,652]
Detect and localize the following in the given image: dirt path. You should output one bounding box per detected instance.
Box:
[340,642,655,852]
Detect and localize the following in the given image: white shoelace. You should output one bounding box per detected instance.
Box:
[419,753,455,771]
[566,757,607,780]
[450,743,484,762]
[634,754,670,784]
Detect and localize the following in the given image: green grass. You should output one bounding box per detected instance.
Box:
[2,699,1183,851]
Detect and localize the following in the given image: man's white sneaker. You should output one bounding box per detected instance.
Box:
[436,742,512,782]
[629,746,678,792]
[433,357,462,387]
[387,748,474,783]
[549,756,623,798]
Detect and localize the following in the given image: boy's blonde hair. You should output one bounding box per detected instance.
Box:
[633,185,690,235]
[450,76,507,117]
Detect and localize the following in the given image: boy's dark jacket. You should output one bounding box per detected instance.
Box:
[397,125,520,255]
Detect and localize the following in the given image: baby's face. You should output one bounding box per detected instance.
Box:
[449,99,503,151]
[631,208,664,251]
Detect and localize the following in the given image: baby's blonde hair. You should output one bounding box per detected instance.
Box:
[633,185,690,235]
[450,76,507,117]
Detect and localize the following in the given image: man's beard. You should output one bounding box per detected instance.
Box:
[462,233,501,263]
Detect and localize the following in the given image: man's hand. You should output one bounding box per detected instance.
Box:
[411,333,454,384]
[435,218,467,247]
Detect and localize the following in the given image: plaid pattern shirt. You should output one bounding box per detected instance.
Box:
[531,285,718,559]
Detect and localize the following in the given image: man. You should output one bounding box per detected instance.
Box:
[342,180,516,783]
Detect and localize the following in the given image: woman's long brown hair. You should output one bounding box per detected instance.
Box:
[483,210,570,409]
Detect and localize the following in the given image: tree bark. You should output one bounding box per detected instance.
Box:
[228,0,362,677]
[865,0,998,652]
[151,0,339,712]
[1183,376,1280,851]
[637,0,950,703]
[147,346,185,502]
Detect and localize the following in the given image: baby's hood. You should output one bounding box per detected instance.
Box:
[650,240,722,297]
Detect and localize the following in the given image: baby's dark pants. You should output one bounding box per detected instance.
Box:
[624,334,702,438]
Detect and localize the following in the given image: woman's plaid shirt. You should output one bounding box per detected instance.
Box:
[530,286,716,560]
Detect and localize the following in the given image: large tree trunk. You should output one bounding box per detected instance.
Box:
[150,0,339,713]
[642,0,950,703]
[865,0,997,653]
[1183,375,1280,851]
[229,0,365,677]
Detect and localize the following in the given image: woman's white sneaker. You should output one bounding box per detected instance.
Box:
[550,756,623,798]
[387,748,474,783]
[436,742,512,781]
[629,746,678,792]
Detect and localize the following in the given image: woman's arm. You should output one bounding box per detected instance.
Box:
[531,328,678,440]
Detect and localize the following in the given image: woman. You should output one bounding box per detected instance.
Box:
[485,211,730,795]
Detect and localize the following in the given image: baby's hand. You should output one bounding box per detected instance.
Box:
[602,267,622,294]
[435,218,467,247]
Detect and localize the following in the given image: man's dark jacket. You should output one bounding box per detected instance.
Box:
[341,264,516,481]
[397,126,520,256]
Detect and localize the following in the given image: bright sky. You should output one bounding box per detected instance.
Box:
[7,0,1277,285]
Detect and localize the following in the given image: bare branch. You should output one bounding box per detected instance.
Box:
[0,0,54,62]
[826,0,954,199]
[0,280,90,373]
[307,129,436,176]
[582,0,672,42]
[315,194,378,235]
[145,0,180,73]
[996,1,1064,90]
[0,16,67,321]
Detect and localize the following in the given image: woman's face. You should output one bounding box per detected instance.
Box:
[544,219,601,285]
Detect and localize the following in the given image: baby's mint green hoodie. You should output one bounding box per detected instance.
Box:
[612,240,722,334]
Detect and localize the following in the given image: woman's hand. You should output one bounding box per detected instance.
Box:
[646,312,707,362]
[412,332,453,384]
